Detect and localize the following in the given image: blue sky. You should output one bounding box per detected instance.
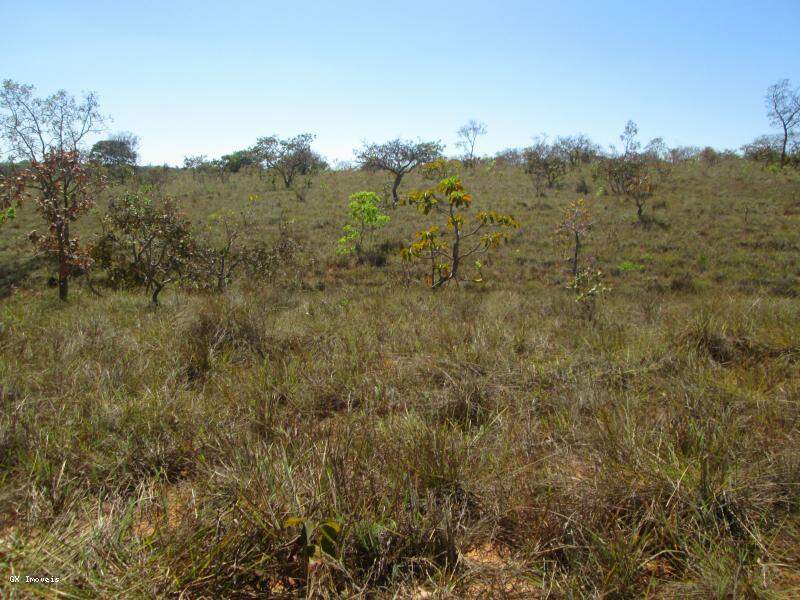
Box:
[2,0,799,165]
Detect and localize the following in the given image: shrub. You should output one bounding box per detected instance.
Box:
[618,260,645,273]
[568,267,610,319]
[421,158,461,181]
[192,196,268,292]
[0,205,14,226]
[337,191,390,258]
[92,190,195,304]
[241,222,304,284]
[523,138,567,195]
[600,122,666,227]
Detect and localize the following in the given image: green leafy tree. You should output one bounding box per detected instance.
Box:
[219,149,261,173]
[337,191,390,256]
[401,176,519,288]
[89,132,138,180]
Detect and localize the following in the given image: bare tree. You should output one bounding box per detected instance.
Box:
[619,120,640,157]
[456,119,487,166]
[0,80,105,300]
[1,80,103,161]
[765,79,800,167]
[355,138,443,205]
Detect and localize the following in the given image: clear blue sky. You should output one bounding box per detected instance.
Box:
[2,0,799,165]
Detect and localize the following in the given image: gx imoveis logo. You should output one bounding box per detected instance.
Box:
[8,573,61,584]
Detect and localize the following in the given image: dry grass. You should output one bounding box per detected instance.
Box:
[1,158,799,598]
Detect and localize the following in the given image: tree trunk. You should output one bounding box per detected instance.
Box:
[781,126,788,168]
[59,221,69,301]
[218,256,226,292]
[450,218,461,282]
[572,232,580,276]
[58,265,69,300]
[151,284,163,305]
[391,173,403,206]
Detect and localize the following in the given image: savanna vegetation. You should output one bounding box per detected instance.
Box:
[1,78,800,598]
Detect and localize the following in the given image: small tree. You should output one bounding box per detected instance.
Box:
[196,211,254,292]
[603,155,655,225]
[355,139,443,206]
[253,133,327,188]
[554,134,600,166]
[89,132,138,180]
[556,199,592,276]
[456,119,487,167]
[619,120,640,156]
[523,138,567,195]
[401,176,519,288]
[0,80,105,300]
[94,191,195,304]
[765,79,800,168]
[337,191,390,257]
[219,148,262,173]
[601,122,662,227]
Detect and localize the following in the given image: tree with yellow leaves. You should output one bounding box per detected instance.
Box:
[401,176,519,288]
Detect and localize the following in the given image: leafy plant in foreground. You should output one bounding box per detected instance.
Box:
[0,205,14,226]
[337,191,390,257]
[401,176,519,288]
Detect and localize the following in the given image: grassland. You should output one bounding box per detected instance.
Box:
[1,158,799,598]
